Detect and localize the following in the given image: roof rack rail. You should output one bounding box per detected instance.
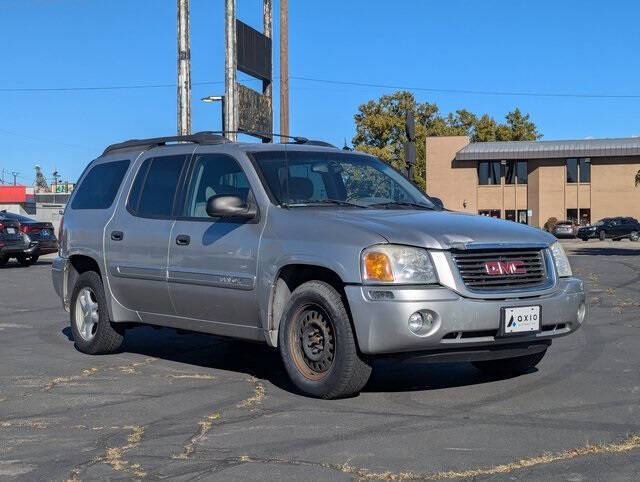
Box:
[229,129,337,148]
[102,131,230,155]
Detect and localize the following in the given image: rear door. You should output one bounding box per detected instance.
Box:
[104,148,192,315]
[166,150,262,336]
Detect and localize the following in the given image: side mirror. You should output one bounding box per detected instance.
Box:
[206,195,257,219]
[430,197,444,210]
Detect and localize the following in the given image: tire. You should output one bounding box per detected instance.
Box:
[278,280,372,399]
[630,231,639,242]
[599,230,606,241]
[30,255,40,264]
[472,349,547,376]
[0,256,7,267]
[15,254,35,267]
[581,237,589,242]
[70,271,124,355]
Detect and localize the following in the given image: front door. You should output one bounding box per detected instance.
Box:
[167,151,262,336]
[105,149,191,314]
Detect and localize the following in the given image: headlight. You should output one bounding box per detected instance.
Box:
[550,242,572,277]
[362,245,437,284]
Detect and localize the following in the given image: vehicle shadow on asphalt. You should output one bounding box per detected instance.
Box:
[61,325,515,396]
[569,247,640,256]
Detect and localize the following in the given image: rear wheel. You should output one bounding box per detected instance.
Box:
[15,254,35,267]
[279,281,372,399]
[0,256,7,267]
[70,271,124,355]
[599,230,606,241]
[581,237,589,242]
[472,349,547,376]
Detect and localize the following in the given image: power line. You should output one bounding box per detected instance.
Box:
[1,75,639,99]
[288,76,640,99]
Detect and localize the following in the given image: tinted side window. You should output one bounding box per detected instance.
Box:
[71,160,130,210]
[129,155,187,218]
[184,154,250,218]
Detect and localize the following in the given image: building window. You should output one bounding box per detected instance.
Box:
[579,158,591,183]
[478,161,502,185]
[517,209,528,224]
[579,208,591,225]
[505,209,516,221]
[505,161,528,185]
[479,209,501,218]
[566,158,578,183]
[567,208,578,223]
[567,158,590,183]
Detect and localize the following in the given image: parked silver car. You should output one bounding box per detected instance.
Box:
[52,132,586,398]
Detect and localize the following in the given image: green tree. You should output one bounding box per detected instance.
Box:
[352,92,542,190]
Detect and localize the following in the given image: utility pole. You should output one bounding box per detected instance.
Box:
[279,0,289,140]
[0,169,5,184]
[224,0,238,141]
[11,171,19,186]
[177,0,192,136]
[263,0,273,142]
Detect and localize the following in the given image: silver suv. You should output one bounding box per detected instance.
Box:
[52,132,585,399]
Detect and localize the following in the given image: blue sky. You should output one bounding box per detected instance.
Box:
[1,0,639,183]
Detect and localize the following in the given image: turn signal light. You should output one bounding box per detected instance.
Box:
[363,252,393,282]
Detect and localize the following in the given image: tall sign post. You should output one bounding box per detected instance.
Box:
[279,0,289,140]
[225,0,273,142]
[177,0,192,136]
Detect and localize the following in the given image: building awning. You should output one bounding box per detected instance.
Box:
[454,137,640,161]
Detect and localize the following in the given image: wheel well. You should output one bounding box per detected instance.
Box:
[69,255,101,277]
[270,264,345,334]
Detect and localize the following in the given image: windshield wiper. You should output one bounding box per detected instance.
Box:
[286,199,369,208]
[369,201,434,210]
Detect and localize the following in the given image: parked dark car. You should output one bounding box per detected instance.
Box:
[577,217,640,242]
[0,211,58,264]
[0,217,30,266]
[552,220,577,238]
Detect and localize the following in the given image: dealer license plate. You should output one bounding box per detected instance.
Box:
[502,306,540,335]
[6,227,16,234]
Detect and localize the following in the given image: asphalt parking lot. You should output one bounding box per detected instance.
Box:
[1,242,639,481]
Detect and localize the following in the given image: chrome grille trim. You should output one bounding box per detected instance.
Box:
[452,249,548,291]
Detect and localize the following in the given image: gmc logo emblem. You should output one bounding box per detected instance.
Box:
[485,260,526,275]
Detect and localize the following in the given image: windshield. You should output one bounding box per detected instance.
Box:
[593,219,606,226]
[251,150,435,209]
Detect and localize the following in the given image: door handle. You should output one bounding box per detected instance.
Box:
[111,231,124,241]
[176,234,191,246]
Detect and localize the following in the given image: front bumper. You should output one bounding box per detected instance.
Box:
[51,256,69,308]
[346,278,585,355]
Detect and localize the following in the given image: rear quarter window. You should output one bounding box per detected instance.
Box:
[71,159,130,210]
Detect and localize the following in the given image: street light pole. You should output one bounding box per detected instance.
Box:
[201,96,226,132]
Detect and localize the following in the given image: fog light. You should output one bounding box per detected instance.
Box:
[577,302,586,324]
[408,312,424,333]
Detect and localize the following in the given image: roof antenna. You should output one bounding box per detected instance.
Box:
[343,138,352,151]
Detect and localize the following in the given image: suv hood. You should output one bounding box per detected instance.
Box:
[320,209,556,250]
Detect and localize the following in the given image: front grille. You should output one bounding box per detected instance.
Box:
[452,249,548,291]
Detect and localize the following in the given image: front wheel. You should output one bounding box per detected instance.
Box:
[472,349,547,376]
[630,231,639,242]
[70,271,124,355]
[581,237,589,242]
[278,281,372,399]
[0,256,7,267]
[599,230,606,241]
